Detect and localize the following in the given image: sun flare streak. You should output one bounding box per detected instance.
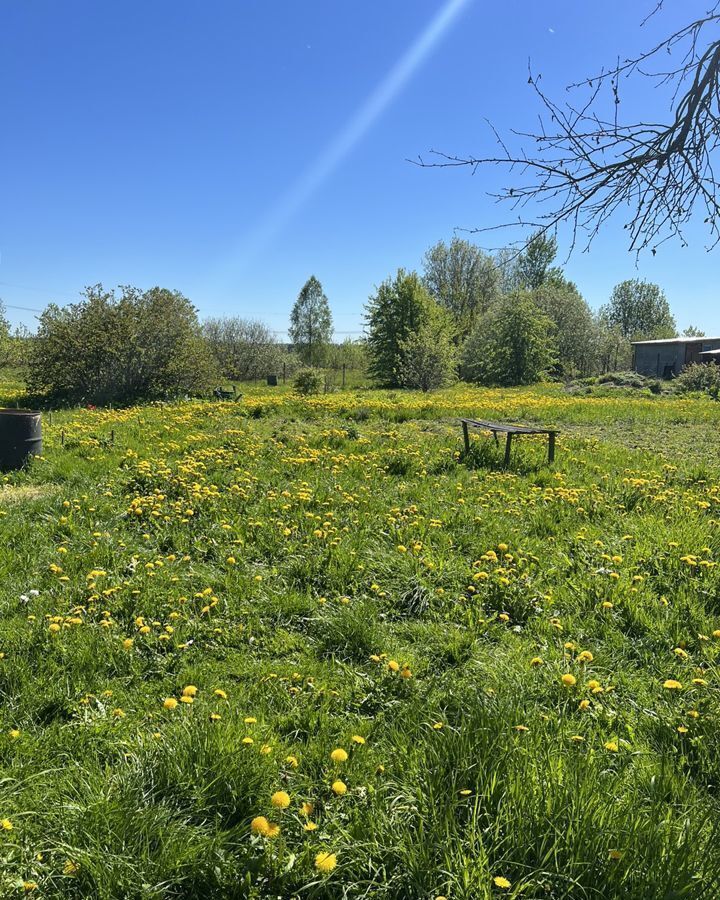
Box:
[228,0,473,271]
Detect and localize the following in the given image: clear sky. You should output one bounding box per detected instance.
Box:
[1,0,717,336]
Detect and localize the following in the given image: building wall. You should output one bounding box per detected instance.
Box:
[634,344,680,377]
[634,339,720,376]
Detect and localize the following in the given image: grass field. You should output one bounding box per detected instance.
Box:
[1,382,720,898]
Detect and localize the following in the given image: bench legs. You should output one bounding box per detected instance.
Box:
[462,420,470,453]
[461,424,557,466]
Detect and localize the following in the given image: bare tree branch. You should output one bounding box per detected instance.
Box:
[415,3,720,256]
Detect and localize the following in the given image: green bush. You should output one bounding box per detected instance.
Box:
[28,285,218,406]
[676,363,720,398]
[292,367,324,395]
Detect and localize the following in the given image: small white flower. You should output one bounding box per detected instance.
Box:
[28,589,40,597]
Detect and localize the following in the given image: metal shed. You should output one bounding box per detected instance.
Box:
[632,337,720,378]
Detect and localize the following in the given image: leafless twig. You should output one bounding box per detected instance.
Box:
[415,3,720,256]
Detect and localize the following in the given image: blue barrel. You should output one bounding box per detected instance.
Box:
[0,409,42,470]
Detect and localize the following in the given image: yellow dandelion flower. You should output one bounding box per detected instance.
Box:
[270,790,290,809]
[250,815,269,835]
[330,748,348,763]
[351,734,366,744]
[315,851,337,873]
[561,673,576,687]
[663,679,683,690]
[182,685,198,697]
[163,698,178,710]
[493,876,511,889]
[331,779,347,796]
[250,815,273,836]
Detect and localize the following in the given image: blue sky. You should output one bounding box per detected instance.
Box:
[1,0,717,336]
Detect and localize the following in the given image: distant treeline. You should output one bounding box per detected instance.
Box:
[0,232,693,404]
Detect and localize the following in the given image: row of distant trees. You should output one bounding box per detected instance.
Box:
[365,233,684,390]
[0,233,694,403]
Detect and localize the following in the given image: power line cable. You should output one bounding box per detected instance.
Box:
[2,303,44,314]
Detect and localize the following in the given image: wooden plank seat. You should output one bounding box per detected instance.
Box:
[460,418,559,466]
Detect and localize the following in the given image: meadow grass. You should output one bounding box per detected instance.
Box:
[0,382,719,898]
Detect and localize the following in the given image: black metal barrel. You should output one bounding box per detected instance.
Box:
[0,409,43,470]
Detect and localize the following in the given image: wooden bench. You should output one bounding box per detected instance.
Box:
[460,418,559,466]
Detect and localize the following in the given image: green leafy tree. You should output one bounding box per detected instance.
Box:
[326,338,368,373]
[683,325,706,337]
[422,238,499,338]
[289,276,333,366]
[593,310,632,374]
[533,279,595,376]
[203,317,282,381]
[397,304,457,391]
[496,232,562,294]
[365,269,443,388]
[6,323,30,371]
[515,232,563,290]
[0,301,10,368]
[601,279,676,341]
[28,284,217,405]
[460,292,557,386]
